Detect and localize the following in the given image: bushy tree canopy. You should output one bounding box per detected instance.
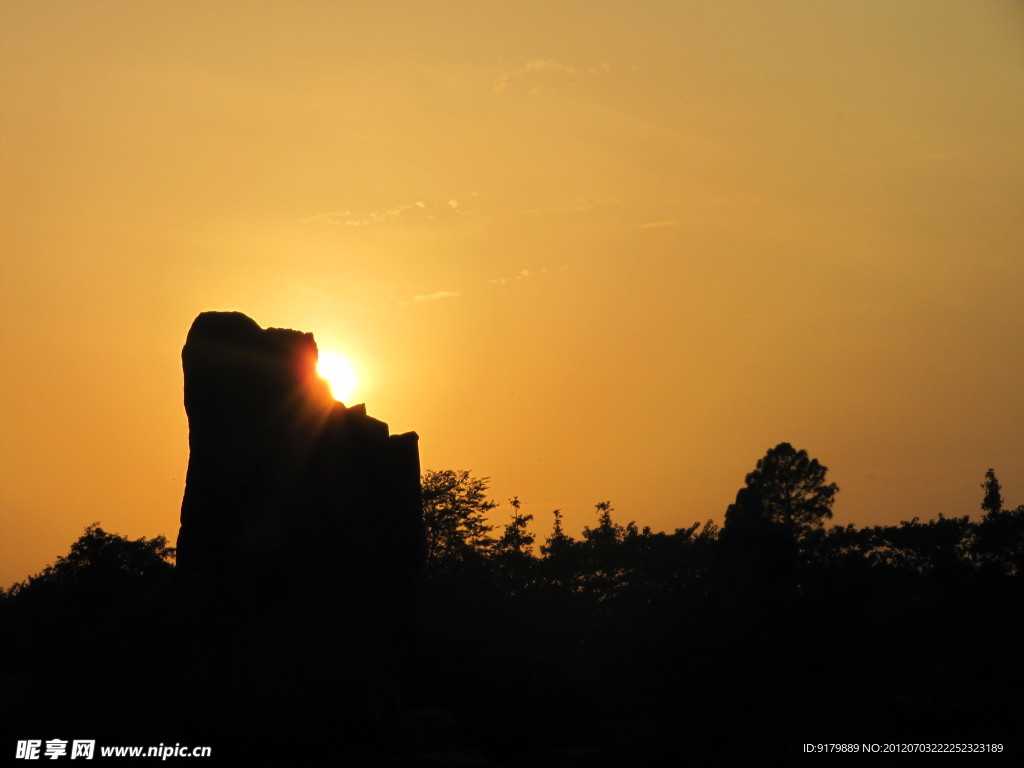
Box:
[4,523,175,600]
[724,442,839,541]
[421,469,498,571]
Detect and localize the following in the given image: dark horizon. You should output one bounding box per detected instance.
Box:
[2,313,1021,762]
[5,1,1024,590]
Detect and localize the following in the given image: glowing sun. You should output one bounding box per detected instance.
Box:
[317,351,357,403]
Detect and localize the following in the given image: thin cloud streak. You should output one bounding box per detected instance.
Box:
[413,290,461,303]
[518,197,609,217]
[489,266,569,286]
[412,266,568,305]
[305,198,466,228]
[493,59,610,94]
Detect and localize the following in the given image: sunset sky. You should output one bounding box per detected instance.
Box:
[3,0,1023,586]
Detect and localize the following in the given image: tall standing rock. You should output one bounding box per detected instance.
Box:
[176,311,424,739]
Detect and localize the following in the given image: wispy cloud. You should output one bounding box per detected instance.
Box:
[493,59,610,94]
[414,290,461,303]
[489,266,569,286]
[305,205,415,227]
[306,197,471,228]
[411,266,568,305]
[489,269,531,286]
[519,197,608,217]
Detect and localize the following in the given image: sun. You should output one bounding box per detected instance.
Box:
[316,351,358,403]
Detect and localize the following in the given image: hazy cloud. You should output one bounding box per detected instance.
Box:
[489,266,568,286]
[638,220,677,229]
[307,196,471,227]
[413,267,565,305]
[519,197,608,217]
[414,290,461,303]
[306,205,414,227]
[493,59,609,94]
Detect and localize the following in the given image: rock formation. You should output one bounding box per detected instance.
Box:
[176,311,424,741]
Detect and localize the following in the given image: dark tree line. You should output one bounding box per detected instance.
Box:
[413,446,1024,762]
[3,445,1023,763]
[419,445,1024,595]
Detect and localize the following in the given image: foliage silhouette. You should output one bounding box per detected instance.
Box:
[411,460,1023,759]
[420,469,498,573]
[4,523,174,601]
[7,460,1024,762]
[974,468,1024,577]
[1,525,178,741]
[496,496,534,557]
[492,496,536,587]
[724,442,839,542]
[982,467,1004,515]
[540,508,571,558]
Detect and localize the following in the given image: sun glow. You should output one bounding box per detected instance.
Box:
[317,351,358,403]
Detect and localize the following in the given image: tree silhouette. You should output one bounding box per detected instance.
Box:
[974,470,1024,577]
[420,469,497,572]
[582,501,630,547]
[724,442,839,542]
[4,523,174,600]
[5,463,1023,762]
[1,524,178,738]
[981,468,1004,516]
[540,509,573,558]
[496,496,535,558]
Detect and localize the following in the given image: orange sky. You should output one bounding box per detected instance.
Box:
[3,0,1024,587]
